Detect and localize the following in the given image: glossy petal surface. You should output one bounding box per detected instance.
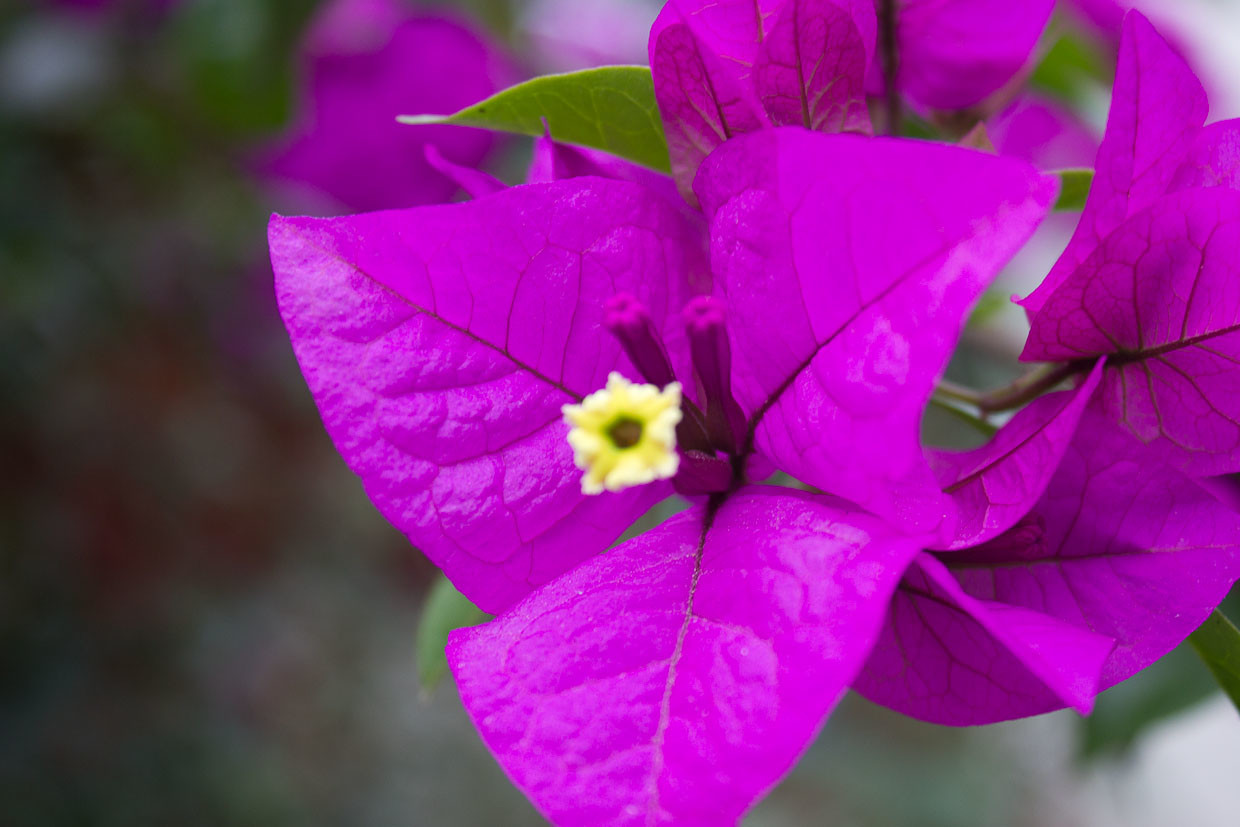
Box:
[855,552,1114,725]
[895,0,1054,110]
[1022,11,1207,315]
[697,129,1056,532]
[1023,188,1240,475]
[930,360,1103,550]
[449,487,922,826]
[270,178,707,612]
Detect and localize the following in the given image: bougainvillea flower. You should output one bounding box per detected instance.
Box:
[870,0,1055,111]
[270,129,1053,822]
[259,0,513,213]
[648,0,1054,196]
[648,0,877,198]
[521,0,657,71]
[857,394,1240,724]
[1020,12,1240,476]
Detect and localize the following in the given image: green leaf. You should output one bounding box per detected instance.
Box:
[1053,168,1093,212]
[1189,609,1240,714]
[1030,29,1112,105]
[415,576,490,695]
[399,66,671,173]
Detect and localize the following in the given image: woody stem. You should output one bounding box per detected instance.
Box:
[935,361,1092,416]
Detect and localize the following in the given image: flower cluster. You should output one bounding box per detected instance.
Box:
[268,4,1240,825]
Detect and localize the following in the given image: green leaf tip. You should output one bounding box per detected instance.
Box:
[1189,608,1240,715]
[415,575,491,696]
[1052,168,1093,212]
[399,65,671,173]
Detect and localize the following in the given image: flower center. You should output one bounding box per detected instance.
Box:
[607,416,644,449]
[576,293,752,497]
[562,372,682,495]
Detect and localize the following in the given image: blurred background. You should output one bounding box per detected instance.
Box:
[1,0,1238,824]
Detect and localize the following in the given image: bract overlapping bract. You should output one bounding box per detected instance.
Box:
[270,178,707,613]
[450,488,922,827]
[857,405,1240,724]
[271,130,1056,823]
[649,0,875,199]
[697,129,1057,533]
[1021,11,1240,476]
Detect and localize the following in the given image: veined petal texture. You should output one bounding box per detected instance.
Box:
[649,0,875,200]
[1023,188,1240,475]
[449,487,922,826]
[270,178,707,613]
[754,0,873,134]
[696,129,1056,533]
[1022,11,1208,316]
[855,551,1114,724]
[929,360,1104,550]
[858,410,1240,724]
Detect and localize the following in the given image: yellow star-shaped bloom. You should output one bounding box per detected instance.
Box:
[562,372,682,495]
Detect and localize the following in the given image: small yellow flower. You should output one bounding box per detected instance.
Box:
[562,372,683,495]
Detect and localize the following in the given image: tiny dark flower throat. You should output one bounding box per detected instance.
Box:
[608,417,644,449]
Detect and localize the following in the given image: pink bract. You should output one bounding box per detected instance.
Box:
[649,0,875,200]
[450,488,922,827]
[885,0,1054,110]
[269,178,707,613]
[271,130,1052,616]
[857,407,1240,723]
[1021,12,1240,476]
[696,129,1056,534]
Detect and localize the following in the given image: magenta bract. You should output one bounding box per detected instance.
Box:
[270,128,1057,822]
[858,406,1240,724]
[649,0,875,200]
[269,178,705,614]
[697,129,1056,533]
[1021,12,1240,476]
[450,488,922,826]
[648,0,1054,197]
[881,0,1054,110]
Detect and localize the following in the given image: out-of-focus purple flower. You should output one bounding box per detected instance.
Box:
[521,0,659,71]
[867,0,1055,111]
[857,366,1240,723]
[258,0,514,213]
[648,0,876,199]
[989,94,1100,170]
[269,128,1053,823]
[1066,0,1126,44]
[1021,11,1240,476]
